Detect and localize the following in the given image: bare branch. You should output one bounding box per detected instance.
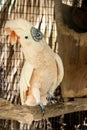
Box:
[0,98,87,124]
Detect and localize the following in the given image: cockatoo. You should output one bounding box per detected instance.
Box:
[4,18,64,114]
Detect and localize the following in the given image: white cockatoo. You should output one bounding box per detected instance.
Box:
[5,18,64,114]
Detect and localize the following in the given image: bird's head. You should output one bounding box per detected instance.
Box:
[4,19,45,50]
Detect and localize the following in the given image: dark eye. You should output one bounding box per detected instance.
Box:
[25,36,29,39]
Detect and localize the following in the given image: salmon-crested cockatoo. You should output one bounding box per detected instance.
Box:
[5,18,64,114]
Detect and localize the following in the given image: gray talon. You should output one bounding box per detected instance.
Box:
[46,93,55,104]
[37,102,45,115]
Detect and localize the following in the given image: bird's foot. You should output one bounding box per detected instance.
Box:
[46,93,55,104]
[46,93,64,104]
[37,102,45,116]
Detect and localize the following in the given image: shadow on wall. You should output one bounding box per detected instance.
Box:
[62,3,87,33]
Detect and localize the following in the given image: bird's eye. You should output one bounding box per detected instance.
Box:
[25,36,29,39]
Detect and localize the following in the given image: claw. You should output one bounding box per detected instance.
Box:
[46,92,64,104]
[46,93,55,104]
[37,102,45,116]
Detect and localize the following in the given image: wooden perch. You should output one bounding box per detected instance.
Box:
[0,98,87,124]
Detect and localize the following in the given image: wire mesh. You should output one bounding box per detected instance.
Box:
[0,0,58,129]
[62,0,82,7]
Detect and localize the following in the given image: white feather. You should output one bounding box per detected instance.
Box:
[54,53,64,86]
[19,61,34,104]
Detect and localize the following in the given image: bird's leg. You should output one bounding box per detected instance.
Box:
[32,87,45,115]
[46,92,64,104]
[37,102,45,115]
[54,85,64,103]
[46,85,57,104]
[46,92,55,104]
[47,85,64,104]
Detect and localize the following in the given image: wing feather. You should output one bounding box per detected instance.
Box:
[19,61,34,105]
[54,53,64,86]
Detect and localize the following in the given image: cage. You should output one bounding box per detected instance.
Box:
[0,0,87,130]
[0,0,59,129]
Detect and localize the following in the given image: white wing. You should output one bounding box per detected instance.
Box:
[19,61,34,105]
[54,53,64,86]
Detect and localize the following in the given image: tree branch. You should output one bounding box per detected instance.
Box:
[0,98,87,124]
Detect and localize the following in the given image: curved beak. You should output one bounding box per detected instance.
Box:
[5,27,20,45]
